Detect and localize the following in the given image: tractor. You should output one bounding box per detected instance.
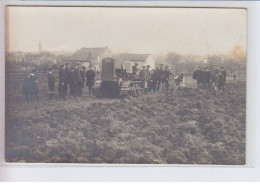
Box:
[92,57,144,98]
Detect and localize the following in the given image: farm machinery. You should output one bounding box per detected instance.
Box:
[92,57,144,98]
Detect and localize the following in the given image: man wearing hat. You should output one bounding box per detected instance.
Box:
[80,66,86,96]
[132,63,139,77]
[204,67,211,90]
[86,65,96,96]
[22,73,32,103]
[220,66,226,91]
[211,65,219,89]
[193,66,202,89]
[139,66,146,81]
[74,63,83,97]
[29,69,39,102]
[69,67,76,97]
[162,66,173,92]
[157,64,164,92]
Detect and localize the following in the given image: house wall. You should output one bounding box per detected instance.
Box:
[144,55,155,69]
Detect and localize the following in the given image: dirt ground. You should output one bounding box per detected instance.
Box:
[5,81,246,164]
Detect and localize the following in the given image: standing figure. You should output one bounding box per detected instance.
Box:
[205,67,211,90]
[74,63,83,97]
[193,67,203,89]
[149,69,157,93]
[58,64,66,100]
[69,67,76,97]
[80,66,86,96]
[139,66,146,81]
[86,65,96,96]
[216,71,225,93]
[157,64,164,92]
[220,67,227,92]
[132,63,139,76]
[154,67,160,92]
[211,65,219,90]
[29,70,39,102]
[22,74,32,104]
[162,66,172,92]
[48,68,56,101]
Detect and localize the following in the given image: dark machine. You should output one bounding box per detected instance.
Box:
[92,57,144,98]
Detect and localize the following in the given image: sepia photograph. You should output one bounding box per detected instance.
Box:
[5,6,247,164]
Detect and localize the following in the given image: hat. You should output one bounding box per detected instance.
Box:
[82,66,86,69]
[60,64,64,67]
[134,63,138,66]
[142,66,146,68]
[147,65,150,68]
[65,63,70,66]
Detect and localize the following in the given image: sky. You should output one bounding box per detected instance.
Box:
[6,6,247,56]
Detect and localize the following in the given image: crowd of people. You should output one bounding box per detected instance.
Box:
[130,63,175,93]
[22,62,96,103]
[50,62,96,101]
[192,65,227,92]
[21,62,227,104]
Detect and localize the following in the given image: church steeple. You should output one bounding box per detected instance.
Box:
[38,41,42,53]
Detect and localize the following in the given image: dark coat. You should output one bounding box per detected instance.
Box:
[74,67,82,84]
[69,70,75,84]
[63,67,70,84]
[132,66,138,75]
[86,69,96,87]
[80,70,85,88]
[48,72,56,91]
[162,71,172,82]
[193,69,203,82]
[217,73,225,88]
[153,70,161,81]
[205,71,211,83]
[58,68,64,83]
[221,70,227,84]
[25,74,38,94]
[22,76,32,95]
[157,69,164,81]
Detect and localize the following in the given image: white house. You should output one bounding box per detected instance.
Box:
[117,54,155,73]
[68,47,112,67]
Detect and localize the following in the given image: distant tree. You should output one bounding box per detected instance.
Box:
[165,52,182,73]
[166,52,181,66]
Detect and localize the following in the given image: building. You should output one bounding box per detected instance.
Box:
[67,47,112,68]
[117,54,155,72]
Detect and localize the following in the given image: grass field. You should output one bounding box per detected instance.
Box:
[5,81,246,164]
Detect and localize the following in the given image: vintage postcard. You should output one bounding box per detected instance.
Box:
[5,6,247,164]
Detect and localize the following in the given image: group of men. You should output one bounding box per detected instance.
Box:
[192,66,227,92]
[131,63,174,93]
[22,62,228,103]
[48,63,96,101]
